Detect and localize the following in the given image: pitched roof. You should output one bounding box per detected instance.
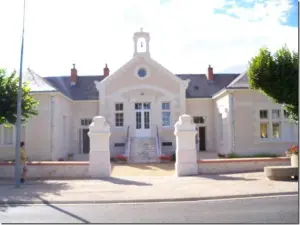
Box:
[24,69,57,92]
[42,73,240,100]
[44,76,105,100]
[177,74,240,98]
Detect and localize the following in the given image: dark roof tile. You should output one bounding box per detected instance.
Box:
[176,74,240,98]
[42,73,241,100]
[45,76,105,100]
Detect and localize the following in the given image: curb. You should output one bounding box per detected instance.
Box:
[0,192,298,205]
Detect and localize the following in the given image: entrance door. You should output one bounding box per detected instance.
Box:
[135,102,151,137]
[198,127,206,151]
[82,129,90,154]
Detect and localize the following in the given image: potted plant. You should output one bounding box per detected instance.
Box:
[67,153,74,161]
[114,154,128,163]
[286,145,298,167]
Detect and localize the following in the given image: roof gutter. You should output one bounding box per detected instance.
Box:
[50,95,55,160]
[212,88,228,99]
[228,90,236,153]
[212,87,249,99]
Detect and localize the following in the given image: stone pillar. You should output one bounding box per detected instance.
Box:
[174,114,198,176]
[88,116,111,178]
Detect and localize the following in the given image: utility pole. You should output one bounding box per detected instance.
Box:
[15,0,26,188]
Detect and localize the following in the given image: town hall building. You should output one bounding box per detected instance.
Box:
[0,29,297,162]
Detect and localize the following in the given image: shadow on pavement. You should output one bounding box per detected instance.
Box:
[37,196,91,223]
[0,180,70,213]
[198,174,258,181]
[99,177,152,186]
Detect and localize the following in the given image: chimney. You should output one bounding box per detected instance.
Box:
[103,64,110,77]
[207,65,214,81]
[71,64,77,86]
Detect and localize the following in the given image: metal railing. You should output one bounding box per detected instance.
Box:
[156,125,161,156]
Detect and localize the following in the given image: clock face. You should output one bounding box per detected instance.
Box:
[137,68,147,78]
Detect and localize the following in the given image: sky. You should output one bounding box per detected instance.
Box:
[0,0,298,76]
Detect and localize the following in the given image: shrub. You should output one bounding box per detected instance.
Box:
[226,153,279,158]
[110,157,116,162]
[159,155,172,161]
[286,145,299,156]
[114,154,127,162]
[172,153,176,162]
[217,153,227,158]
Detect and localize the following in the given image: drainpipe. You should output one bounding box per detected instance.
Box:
[50,96,55,160]
[229,91,236,153]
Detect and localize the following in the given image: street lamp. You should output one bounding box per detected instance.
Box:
[15,0,26,188]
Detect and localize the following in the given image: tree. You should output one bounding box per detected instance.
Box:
[247,45,298,123]
[0,69,38,125]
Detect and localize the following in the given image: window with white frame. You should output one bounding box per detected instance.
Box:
[259,109,295,140]
[115,103,124,127]
[162,102,171,127]
[80,118,92,126]
[259,110,268,138]
[271,109,281,139]
[193,116,205,124]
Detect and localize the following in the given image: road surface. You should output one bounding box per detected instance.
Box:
[0,195,298,223]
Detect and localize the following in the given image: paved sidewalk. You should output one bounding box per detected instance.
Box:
[0,172,298,204]
[111,163,175,176]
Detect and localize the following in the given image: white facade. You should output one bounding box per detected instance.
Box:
[0,29,297,161]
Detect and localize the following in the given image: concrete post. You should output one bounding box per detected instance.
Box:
[88,116,111,178]
[174,114,198,176]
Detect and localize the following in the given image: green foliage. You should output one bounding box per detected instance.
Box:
[172,152,176,162]
[0,69,38,125]
[247,45,298,123]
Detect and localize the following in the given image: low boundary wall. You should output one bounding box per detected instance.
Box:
[197,157,290,174]
[0,157,291,179]
[0,161,89,179]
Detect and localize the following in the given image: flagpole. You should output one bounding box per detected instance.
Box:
[15,0,26,188]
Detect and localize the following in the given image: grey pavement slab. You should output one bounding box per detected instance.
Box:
[0,172,298,204]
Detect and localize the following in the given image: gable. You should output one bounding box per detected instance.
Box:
[226,73,249,89]
[103,56,183,96]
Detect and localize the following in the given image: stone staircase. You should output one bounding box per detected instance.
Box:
[129,137,158,163]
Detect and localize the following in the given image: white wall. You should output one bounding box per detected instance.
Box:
[103,86,181,156]
[186,99,215,152]
[214,92,231,154]
[0,126,25,161]
[232,89,298,155]
[198,158,290,174]
[25,94,53,160]
[51,94,73,160]
[71,101,98,155]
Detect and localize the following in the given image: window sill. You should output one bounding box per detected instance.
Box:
[256,138,297,144]
[161,126,173,130]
